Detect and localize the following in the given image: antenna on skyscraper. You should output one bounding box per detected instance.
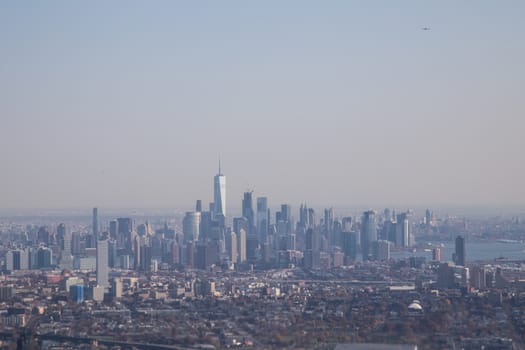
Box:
[218,156,221,175]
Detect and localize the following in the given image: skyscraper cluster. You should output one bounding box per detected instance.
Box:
[171,163,420,271]
[3,162,427,280]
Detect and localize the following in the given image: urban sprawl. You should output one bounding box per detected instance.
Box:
[1,167,525,349]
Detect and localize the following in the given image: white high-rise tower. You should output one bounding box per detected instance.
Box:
[213,160,226,218]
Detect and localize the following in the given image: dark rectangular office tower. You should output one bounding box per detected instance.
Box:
[361,210,377,261]
[117,218,132,235]
[454,235,466,266]
[242,191,254,230]
[109,220,118,240]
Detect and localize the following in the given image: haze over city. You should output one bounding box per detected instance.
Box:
[3,3,525,349]
[1,1,524,211]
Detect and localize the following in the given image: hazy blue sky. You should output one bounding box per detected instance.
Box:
[1,1,524,211]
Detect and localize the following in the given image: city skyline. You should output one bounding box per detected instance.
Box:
[1,1,524,210]
[1,3,524,349]
[0,161,522,217]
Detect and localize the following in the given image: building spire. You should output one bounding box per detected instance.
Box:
[218,156,222,175]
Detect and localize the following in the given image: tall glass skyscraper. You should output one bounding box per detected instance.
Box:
[92,207,98,247]
[96,239,109,288]
[213,161,226,218]
[242,191,254,229]
[60,230,74,270]
[361,210,377,261]
[183,211,201,243]
[256,197,268,241]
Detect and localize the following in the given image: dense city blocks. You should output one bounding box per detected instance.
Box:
[1,171,524,349]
